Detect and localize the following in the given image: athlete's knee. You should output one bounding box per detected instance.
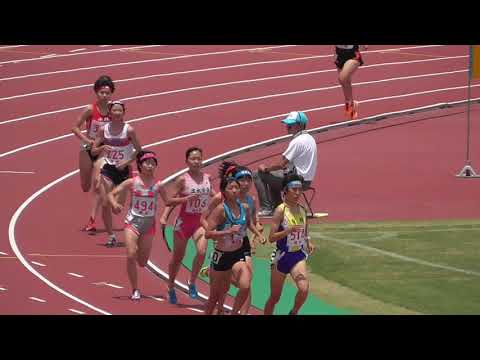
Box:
[81,179,91,192]
[196,248,207,259]
[296,279,309,295]
[338,74,349,85]
[127,248,138,260]
[137,258,148,267]
[269,293,281,305]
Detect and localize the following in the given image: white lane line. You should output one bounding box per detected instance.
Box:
[0,45,166,65]
[67,272,84,278]
[0,287,7,291]
[0,252,8,256]
[0,45,294,72]
[146,295,164,302]
[8,169,111,315]
[0,45,444,82]
[31,261,46,267]
[98,45,111,47]
[69,48,86,53]
[92,282,123,289]
[0,45,29,49]
[0,62,467,126]
[68,308,85,314]
[0,54,467,102]
[188,308,204,313]
[29,297,46,303]
[311,232,480,277]
[0,170,35,174]
[1,81,478,160]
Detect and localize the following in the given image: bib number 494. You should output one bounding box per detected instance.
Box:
[133,199,155,215]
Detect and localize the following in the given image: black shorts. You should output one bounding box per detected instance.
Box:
[100,163,130,186]
[210,247,246,272]
[87,149,99,162]
[241,235,251,257]
[335,47,364,70]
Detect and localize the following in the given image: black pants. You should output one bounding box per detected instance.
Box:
[253,170,311,211]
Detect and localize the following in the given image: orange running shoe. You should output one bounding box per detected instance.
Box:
[344,102,351,118]
[350,100,359,120]
[345,101,359,120]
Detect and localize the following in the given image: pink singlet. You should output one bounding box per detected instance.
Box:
[173,172,211,240]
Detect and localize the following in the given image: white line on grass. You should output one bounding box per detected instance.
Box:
[312,232,480,277]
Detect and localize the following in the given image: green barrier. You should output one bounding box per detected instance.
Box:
[164,227,351,315]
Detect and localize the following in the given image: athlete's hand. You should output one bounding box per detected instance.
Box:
[288,225,304,234]
[185,193,201,203]
[307,241,315,255]
[159,216,167,226]
[257,234,267,245]
[229,225,241,234]
[102,145,113,153]
[256,222,264,233]
[112,203,123,215]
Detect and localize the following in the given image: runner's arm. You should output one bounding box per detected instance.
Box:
[108,178,133,214]
[200,192,222,230]
[71,105,94,145]
[91,127,110,156]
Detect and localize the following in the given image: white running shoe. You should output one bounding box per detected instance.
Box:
[130,289,141,301]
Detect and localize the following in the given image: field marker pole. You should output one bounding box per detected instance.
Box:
[457,45,480,178]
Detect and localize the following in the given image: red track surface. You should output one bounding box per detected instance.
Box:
[1,45,479,314]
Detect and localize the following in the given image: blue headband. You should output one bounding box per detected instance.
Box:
[234,170,252,180]
[286,180,303,189]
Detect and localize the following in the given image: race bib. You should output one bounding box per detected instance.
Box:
[287,228,306,252]
[211,249,223,265]
[106,148,125,163]
[132,198,155,217]
[185,194,209,214]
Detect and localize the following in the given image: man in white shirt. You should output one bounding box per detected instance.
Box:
[253,111,318,216]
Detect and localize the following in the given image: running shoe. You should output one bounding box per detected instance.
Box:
[345,101,359,120]
[258,208,273,217]
[130,289,141,301]
[82,218,96,232]
[344,102,351,118]
[167,287,177,304]
[199,266,210,278]
[188,283,198,299]
[288,310,297,315]
[106,236,117,248]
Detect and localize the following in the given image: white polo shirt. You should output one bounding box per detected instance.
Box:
[282,131,317,182]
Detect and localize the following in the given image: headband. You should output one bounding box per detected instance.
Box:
[108,100,125,111]
[234,170,252,180]
[286,180,303,189]
[139,153,157,162]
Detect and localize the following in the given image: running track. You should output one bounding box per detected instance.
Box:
[1,45,479,315]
